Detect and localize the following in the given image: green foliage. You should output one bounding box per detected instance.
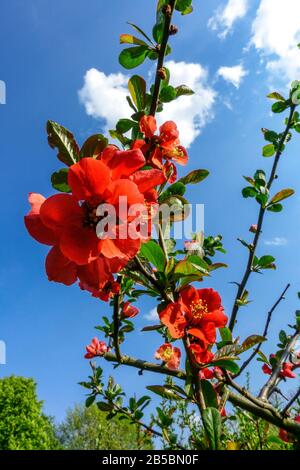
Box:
[56,403,152,450]
[0,376,59,450]
[47,120,79,166]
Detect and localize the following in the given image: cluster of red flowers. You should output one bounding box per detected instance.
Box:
[157,286,227,369]
[262,355,298,379]
[25,147,166,300]
[133,116,188,183]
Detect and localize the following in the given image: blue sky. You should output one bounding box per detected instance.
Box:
[1,0,300,423]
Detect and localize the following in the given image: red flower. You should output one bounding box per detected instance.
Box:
[25,150,167,269]
[281,362,297,379]
[199,368,214,379]
[77,257,122,301]
[262,363,272,375]
[262,360,297,378]
[84,337,108,359]
[155,343,181,370]
[279,415,300,443]
[133,116,188,183]
[189,344,214,365]
[159,287,227,344]
[121,302,140,319]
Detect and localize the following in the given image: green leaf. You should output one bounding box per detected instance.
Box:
[211,359,240,374]
[270,188,295,204]
[116,119,136,134]
[272,101,288,113]
[267,92,285,101]
[187,255,210,273]
[262,143,276,157]
[178,169,209,185]
[175,85,195,97]
[146,385,183,401]
[119,46,149,70]
[258,255,275,268]
[200,380,218,408]
[85,395,95,408]
[242,187,257,198]
[127,22,153,45]
[80,134,108,158]
[219,327,232,343]
[160,85,177,103]
[176,0,193,14]
[152,23,164,43]
[256,350,269,364]
[262,129,279,143]
[202,407,221,450]
[140,240,166,271]
[97,401,113,412]
[128,75,146,111]
[47,120,79,166]
[239,335,266,353]
[120,34,148,46]
[267,203,283,212]
[51,168,71,193]
[159,182,186,203]
[160,195,190,222]
[214,343,240,360]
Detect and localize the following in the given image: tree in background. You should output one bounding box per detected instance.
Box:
[0,376,59,450]
[56,403,152,450]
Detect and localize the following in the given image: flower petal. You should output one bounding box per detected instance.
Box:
[46,246,78,286]
[40,194,81,233]
[60,225,101,265]
[68,158,111,201]
[130,169,166,194]
[101,148,145,179]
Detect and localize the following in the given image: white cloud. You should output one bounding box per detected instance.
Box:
[208,0,249,39]
[251,0,300,83]
[145,307,159,322]
[78,61,216,148]
[217,64,248,88]
[159,61,216,147]
[78,68,129,130]
[264,237,288,247]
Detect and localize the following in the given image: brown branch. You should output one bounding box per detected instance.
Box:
[229,106,296,332]
[102,351,300,437]
[259,330,300,401]
[237,283,290,376]
[150,0,177,116]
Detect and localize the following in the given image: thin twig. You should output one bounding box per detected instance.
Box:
[237,284,290,376]
[134,256,173,302]
[282,388,300,416]
[229,106,296,332]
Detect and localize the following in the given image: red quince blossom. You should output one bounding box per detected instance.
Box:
[25,150,166,291]
[132,115,188,183]
[199,366,223,380]
[279,415,300,442]
[159,287,227,346]
[189,344,214,365]
[121,302,140,319]
[155,343,181,370]
[262,358,297,379]
[84,337,108,359]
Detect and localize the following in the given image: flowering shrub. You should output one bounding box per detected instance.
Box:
[25,0,300,450]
